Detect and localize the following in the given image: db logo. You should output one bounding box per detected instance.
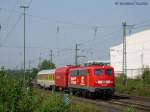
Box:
[80,76,85,85]
[71,77,76,84]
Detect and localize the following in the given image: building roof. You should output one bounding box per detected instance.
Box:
[110,29,150,49]
[38,69,55,75]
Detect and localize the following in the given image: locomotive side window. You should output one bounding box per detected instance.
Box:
[105,69,113,75]
[94,69,102,75]
[79,70,87,76]
[70,70,78,76]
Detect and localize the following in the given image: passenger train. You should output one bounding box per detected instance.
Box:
[37,62,115,97]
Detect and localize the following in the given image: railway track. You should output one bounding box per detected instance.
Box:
[109,99,150,112]
[111,94,150,111]
[73,97,122,112]
[73,95,150,112]
[33,84,150,112]
[115,93,150,102]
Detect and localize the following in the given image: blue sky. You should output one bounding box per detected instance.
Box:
[0,0,150,69]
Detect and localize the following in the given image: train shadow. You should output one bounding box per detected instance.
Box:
[111,94,129,100]
[93,94,130,101]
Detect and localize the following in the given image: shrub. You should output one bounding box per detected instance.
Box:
[0,70,100,112]
[0,70,41,112]
[142,68,150,84]
[36,95,69,112]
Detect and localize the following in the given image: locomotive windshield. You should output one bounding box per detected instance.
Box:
[79,70,87,76]
[105,69,113,75]
[70,70,78,76]
[94,69,102,75]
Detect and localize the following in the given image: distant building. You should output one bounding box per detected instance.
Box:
[110,29,150,79]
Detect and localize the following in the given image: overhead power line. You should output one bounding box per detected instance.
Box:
[1,7,150,30]
[28,0,33,7]
[133,23,150,30]
[134,19,150,26]
[0,8,120,29]
[28,14,121,29]
[2,14,22,42]
[81,28,122,46]
[4,0,19,28]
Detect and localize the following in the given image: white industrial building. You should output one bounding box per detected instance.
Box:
[110,29,150,79]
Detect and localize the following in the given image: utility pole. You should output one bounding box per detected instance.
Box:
[122,22,134,86]
[0,24,1,31]
[75,44,86,66]
[29,59,31,73]
[75,44,80,66]
[39,52,42,65]
[20,6,29,82]
[50,50,53,64]
[141,46,144,73]
[122,22,127,86]
[0,24,1,46]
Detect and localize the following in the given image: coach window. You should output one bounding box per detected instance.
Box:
[94,69,102,75]
[105,69,113,75]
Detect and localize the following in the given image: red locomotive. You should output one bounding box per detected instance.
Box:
[54,62,115,97]
[68,64,115,97]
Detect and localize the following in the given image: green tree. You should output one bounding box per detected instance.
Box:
[30,68,38,78]
[38,59,56,70]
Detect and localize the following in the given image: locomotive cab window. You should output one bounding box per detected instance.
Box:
[70,70,78,76]
[94,69,102,75]
[79,70,87,76]
[105,69,113,75]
